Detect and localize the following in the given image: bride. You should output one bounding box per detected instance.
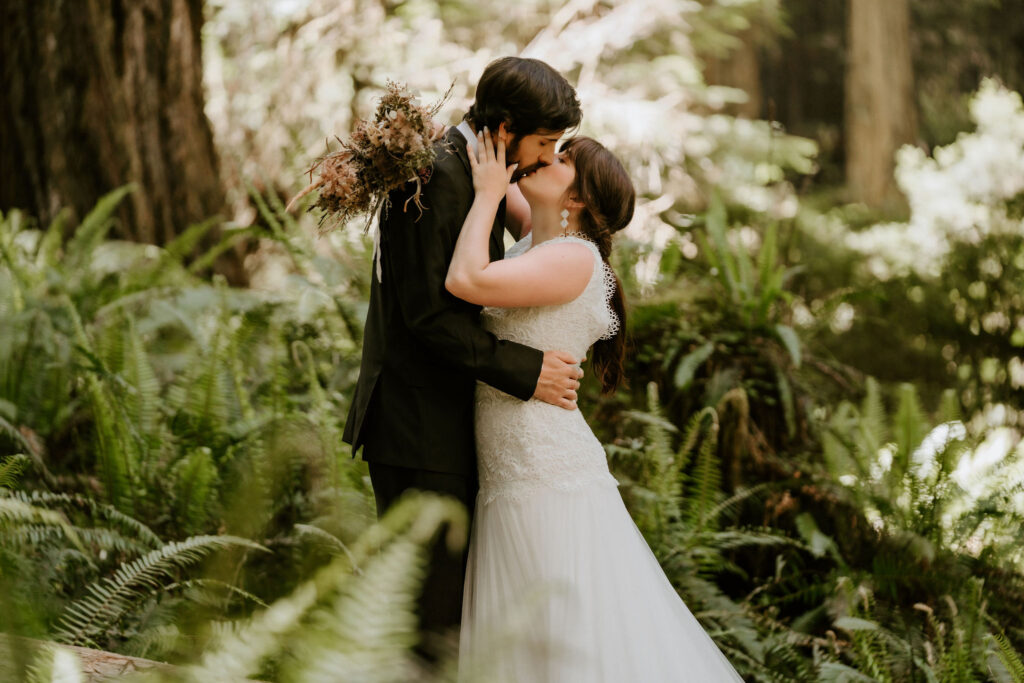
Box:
[445,129,744,682]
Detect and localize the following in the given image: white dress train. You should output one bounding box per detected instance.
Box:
[458,234,744,682]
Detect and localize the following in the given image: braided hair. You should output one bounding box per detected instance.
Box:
[561,136,635,394]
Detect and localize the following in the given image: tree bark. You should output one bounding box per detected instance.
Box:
[704,27,764,119]
[845,0,918,208]
[0,0,247,284]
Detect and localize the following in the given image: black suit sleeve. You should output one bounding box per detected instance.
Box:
[381,160,543,401]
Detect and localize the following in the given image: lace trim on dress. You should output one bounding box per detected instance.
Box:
[529,233,621,341]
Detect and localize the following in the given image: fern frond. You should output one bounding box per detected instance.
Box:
[64,295,139,514]
[64,185,136,272]
[170,447,219,535]
[990,631,1024,682]
[161,577,269,609]
[54,534,267,647]
[892,383,927,483]
[0,453,29,489]
[123,316,160,436]
[294,522,358,567]
[184,493,463,681]
[856,376,887,470]
[182,580,319,681]
[7,523,151,556]
[0,496,88,555]
[6,489,162,549]
[288,539,426,683]
[685,411,723,533]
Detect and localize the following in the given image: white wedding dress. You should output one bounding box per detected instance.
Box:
[458,233,744,682]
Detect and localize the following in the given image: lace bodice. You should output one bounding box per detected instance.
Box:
[475,233,621,504]
[485,232,620,359]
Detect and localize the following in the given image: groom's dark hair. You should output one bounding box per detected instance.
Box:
[464,57,581,135]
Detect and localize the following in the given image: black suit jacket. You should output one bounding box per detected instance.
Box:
[342,126,544,476]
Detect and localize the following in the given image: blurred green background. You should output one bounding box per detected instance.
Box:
[1,0,1023,680]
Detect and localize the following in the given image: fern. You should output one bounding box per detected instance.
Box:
[294,522,359,567]
[0,495,88,556]
[613,386,808,677]
[4,489,163,549]
[180,492,464,682]
[283,539,427,683]
[0,453,29,489]
[170,447,219,535]
[8,524,152,557]
[123,316,161,437]
[54,534,268,647]
[64,295,141,515]
[63,184,136,273]
[990,631,1024,682]
[685,407,723,534]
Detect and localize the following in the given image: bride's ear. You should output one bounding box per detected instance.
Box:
[565,195,585,211]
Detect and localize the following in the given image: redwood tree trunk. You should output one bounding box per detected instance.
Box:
[0,0,246,283]
[704,27,764,119]
[845,0,918,208]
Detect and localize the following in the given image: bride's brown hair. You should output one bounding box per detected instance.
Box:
[561,136,635,394]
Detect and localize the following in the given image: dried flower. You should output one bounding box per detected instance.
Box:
[286,81,452,237]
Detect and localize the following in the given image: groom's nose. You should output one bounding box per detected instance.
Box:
[538,148,555,165]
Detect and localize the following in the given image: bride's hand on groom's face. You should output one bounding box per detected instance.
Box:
[534,350,585,411]
[469,128,518,203]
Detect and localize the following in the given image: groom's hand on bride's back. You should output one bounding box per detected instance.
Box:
[534,350,584,410]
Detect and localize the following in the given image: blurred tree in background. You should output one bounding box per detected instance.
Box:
[0,0,248,284]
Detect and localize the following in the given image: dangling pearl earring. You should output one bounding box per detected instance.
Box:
[560,209,569,236]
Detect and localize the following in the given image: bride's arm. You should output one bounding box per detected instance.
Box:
[446,130,592,308]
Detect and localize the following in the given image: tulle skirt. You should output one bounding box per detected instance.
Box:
[458,484,744,682]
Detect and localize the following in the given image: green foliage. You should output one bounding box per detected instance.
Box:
[990,629,1024,683]
[55,534,268,649]
[0,190,375,665]
[610,382,816,680]
[828,581,1003,682]
[12,493,464,683]
[822,378,1024,563]
[697,192,801,332]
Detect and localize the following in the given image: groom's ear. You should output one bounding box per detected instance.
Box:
[497,121,511,144]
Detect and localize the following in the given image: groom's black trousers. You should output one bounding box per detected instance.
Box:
[367,458,478,652]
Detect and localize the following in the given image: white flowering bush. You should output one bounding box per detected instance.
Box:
[846,78,1024,279]
[203,0,817,287]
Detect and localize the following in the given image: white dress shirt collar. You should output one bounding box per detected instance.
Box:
[455,120,479,157]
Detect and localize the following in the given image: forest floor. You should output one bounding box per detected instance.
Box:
[0,633,266,681]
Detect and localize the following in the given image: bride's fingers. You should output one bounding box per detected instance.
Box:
[483,127,495,162]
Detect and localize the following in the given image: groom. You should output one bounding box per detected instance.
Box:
[342,57,585,657]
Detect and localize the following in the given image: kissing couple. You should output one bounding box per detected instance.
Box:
[342,56,743,681]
